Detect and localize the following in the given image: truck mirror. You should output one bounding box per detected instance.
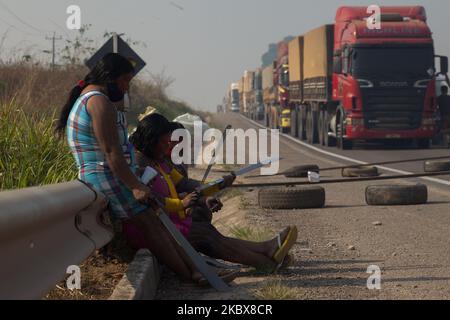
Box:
[441,56,448,75]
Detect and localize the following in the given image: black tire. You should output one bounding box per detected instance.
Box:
[259,187,326,210]
[291,109,298,138]
[337,113,353,150]
[318,110,325,146]
[306,109,312,144]
[306,109,319,144]
[312,110,319,144]
[342,166,379,178]
[283,165,320,178]
[424,160,450,173]
[417,138,431,149]
[365,184,428,206]
[323,112,336,147]
[298,107,306,141]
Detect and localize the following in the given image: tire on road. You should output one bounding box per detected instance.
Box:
[342,166,379,178]
[283,165,320,178]
[259,186,326,210]
[424,160,450,173]
[365,184,428,206]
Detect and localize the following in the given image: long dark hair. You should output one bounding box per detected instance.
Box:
[129,113,172,159]
[55,53,134,136]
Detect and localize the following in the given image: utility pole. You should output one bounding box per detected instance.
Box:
[45,32,62,70]
[112,32,118,53]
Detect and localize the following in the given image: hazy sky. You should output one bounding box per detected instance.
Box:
[1,0,450,112]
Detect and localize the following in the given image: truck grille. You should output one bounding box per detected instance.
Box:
[361,88,426,130]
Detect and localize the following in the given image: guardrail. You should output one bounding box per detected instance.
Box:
[0,180,114,300]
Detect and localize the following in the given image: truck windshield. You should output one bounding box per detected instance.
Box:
[280,67,289,87]
[351,47,434,79]
[231,90,239,103]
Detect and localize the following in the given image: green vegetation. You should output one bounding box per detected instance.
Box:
[0,24,208,191]
[0,59,202,191]
[228,225,273,242]
[0,101,77,191]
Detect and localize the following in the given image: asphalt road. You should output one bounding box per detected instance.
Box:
[210,112,450,300]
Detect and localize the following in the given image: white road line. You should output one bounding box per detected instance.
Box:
[241,115,450,187]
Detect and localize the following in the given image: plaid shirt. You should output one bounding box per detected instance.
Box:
[66,91,146,220]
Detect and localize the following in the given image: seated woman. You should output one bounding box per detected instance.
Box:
[130,113,298,271]
[59,53,236,287]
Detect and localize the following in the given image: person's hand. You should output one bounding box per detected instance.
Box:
[182,191,200,209]
[178,192,188,199]
[132,184,153,204]
[220,174,236,189]
[206,197,223,213]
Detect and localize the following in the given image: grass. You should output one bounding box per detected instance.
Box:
[228,225,273,243]
[0,62,203,191]
[253,280,299,300]
[239,195,252,210]
[0,101,78,190]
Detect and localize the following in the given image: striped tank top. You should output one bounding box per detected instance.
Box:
[66,91,137,179]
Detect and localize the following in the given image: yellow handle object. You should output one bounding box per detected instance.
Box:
[157,164,186,220]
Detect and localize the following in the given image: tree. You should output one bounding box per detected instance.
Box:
[60,24,96,65]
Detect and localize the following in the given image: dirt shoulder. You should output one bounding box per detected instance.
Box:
[44,239,136,300]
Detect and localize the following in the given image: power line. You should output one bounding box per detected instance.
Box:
[0,15,42,38]
[169,1,184,11]
[48,18,70,39]
[0,0,49,34]
[45,32,62,70]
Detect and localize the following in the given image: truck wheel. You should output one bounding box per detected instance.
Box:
[298,108,306,141]
[365,184,428,206]
[312,110,319,144]
[306,109,319,144]
[283,165,320,178]
[323,112,336,147]
[318,110,325,146]
[342,166,379,178]
[417,138,431,149]
[306,110,312,143]
[424,160,450,173]
[337,114,353,150]
[259,186,325,209]
[291,110,298,138]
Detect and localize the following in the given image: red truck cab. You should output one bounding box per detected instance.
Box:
[332,6,447,148]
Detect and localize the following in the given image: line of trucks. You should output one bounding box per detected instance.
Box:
[224,6,449,149]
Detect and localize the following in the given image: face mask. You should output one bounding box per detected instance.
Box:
[123,92,131,112]
[107,82,125,102]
